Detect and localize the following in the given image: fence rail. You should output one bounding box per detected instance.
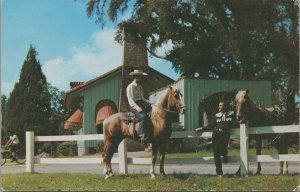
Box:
[26,124,300,175]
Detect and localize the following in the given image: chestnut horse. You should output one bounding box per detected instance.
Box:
[102,85,186,179]
[234,90,289,174]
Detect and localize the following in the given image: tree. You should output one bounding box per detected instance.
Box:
[5,45,51,143]
[80,0,299,122]
[1,95,8,142]
[47,83,71,135]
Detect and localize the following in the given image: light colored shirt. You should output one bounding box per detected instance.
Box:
[126,81,145,111]
[10,135,19,145]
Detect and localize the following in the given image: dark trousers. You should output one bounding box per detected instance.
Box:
[212,130,230,175]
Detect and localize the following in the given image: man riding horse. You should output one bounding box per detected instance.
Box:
[126,69,152,143]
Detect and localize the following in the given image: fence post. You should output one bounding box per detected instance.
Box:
[240,123,249,175]
[118,139,128,174]
[26,131,34,173]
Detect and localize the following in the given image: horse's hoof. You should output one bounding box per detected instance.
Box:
[105,174,111,180]
[160,172,166,175]
[150,174,156,179]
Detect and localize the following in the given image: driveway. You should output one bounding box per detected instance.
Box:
[1,161,299,175]
[2,151,299,175]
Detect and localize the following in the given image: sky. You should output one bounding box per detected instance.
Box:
[1,0,179,96]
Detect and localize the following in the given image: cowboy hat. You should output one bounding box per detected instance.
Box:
[129,69,148,76]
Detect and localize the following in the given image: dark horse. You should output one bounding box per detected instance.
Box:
[102,85,186,179]
[199,90,289,175]
[234,89,289,174]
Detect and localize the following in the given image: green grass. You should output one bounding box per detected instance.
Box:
[121,147,299,159]
[165,147,298,158]
[2,173,298,191]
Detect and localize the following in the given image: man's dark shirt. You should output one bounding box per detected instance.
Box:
[205,110,234,132]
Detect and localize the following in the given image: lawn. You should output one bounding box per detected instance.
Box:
[1,173,298,191]
[166,148,286,158]
[140,147,298,158]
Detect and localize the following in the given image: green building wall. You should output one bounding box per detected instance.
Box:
[183,79,271,131]
[150,78,271,131]
[82,72,122,147]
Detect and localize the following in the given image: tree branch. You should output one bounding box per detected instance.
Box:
[146,47,169,61]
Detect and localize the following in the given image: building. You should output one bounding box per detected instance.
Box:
[64,30,174,155]
[150,78,271,131]
[64,29,272,155]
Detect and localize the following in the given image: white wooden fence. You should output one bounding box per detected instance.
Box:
[26,124,300,175]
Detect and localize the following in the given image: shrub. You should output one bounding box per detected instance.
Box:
[57,141,77,156]
[166,138,183,153]
[95,141,104,153]
[171,122,184,131]
[39,142,53,154]
[166,122,185,153]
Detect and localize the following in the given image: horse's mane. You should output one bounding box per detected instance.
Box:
[152,85,180,116]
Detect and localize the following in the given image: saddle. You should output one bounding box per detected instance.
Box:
[120,112,153,143]
[120,112,136,123]
[120,112,139,137]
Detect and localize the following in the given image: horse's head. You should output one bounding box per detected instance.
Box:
[167,85,186,114]
[234,89,251,122]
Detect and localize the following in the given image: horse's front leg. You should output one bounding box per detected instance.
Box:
[159,144,166,175]
[279,161,288,174]
[150,143,158,179]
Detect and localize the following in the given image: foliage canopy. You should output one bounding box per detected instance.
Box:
[81,0,299,122]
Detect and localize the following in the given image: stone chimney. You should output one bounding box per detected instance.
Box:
[118,28,150,112]
[70,82,84,89]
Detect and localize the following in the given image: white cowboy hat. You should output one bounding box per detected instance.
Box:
[129,69,148,76]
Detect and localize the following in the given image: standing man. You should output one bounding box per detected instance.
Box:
[195,101,234,178]
[126,69,152,143]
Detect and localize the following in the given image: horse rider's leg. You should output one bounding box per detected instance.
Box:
[159,144,167,175]
[150,142,159,179]
[256,138,262,175]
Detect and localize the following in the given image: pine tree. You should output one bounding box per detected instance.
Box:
[5,45,51,143]
[1,94,8,140]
